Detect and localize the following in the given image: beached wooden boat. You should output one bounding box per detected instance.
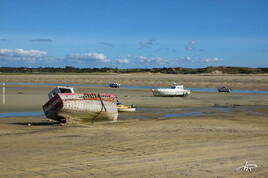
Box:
[43,86,118,124]
[151,83,191,97]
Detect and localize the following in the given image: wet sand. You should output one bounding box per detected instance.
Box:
[0,74,268,177]
[1,85,268,113]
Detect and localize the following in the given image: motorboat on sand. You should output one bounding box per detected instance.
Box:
[217,87,232,92]
[117,103,136,112]
[109,82,120,88]
[151,83,190,97]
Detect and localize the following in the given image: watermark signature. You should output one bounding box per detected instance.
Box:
[2,83,5,105]
[236,161,257,172]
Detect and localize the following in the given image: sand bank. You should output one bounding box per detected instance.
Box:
[1,73,268,90]
[1,84,268,113]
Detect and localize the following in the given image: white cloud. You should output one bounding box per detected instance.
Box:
[186,46,194,50]
[155,48,170,52]
[212,57,223,61]
[139,38,157,47]
[137,56,149,63]
[0,49,111,67]
[0,48,47,64]
[0,48,223,68]
[203,57,223,63]
[204,58,211,62]
[136,55,223,66]
[99,42,114,47]
[136,56,169,65]
[155,57,168,65]
[118,58,129,64]
[180,56,191,61]
[31,39,52,43]
[189,40,196,45]
[66,53,110,63]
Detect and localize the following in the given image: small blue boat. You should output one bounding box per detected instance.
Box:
[109,82,120,88]
[217,87,232,92]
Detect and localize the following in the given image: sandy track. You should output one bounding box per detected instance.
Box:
[0,112,267,177]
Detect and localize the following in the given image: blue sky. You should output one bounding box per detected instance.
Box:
[0,0,268,68]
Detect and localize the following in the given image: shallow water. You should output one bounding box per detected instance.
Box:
[0,106,266,120]
[2,82,268,94]
[119,106,266,120]
[0,112,44,118]
[165,111,206,118]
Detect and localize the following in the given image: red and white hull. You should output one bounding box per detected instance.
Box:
[43,93,118,123]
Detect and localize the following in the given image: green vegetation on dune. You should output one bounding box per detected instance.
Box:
[0,66,267,74]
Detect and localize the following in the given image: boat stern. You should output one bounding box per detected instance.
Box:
[42,94,63,121]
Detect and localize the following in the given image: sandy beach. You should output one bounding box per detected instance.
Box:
[0,74,268,177]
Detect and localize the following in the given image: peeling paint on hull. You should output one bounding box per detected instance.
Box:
[43,93,118,123]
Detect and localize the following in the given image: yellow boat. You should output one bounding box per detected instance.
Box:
[117,104,136,112]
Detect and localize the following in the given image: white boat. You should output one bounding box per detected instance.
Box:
[151,83,190,97]
[217,87,232,92]
[43,86,118,124]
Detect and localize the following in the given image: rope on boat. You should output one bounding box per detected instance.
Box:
[92,93,107,123]
[98,93,107,111]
